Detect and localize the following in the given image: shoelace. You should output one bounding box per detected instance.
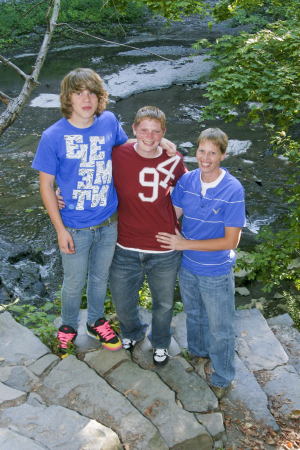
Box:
[94,321,115,340]
[57,330,76,349]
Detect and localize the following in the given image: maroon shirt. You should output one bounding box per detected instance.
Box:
[112,143,186,251]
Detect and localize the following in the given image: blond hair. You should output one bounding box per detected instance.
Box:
[133,106,166,129]
[60,68,108,118]
[197,128,228,154]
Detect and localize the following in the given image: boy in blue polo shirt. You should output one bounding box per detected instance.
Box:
[32,68,128,356]
[156,128,246,399]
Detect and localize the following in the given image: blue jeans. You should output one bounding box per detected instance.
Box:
[109,246,181,348]
[60,222,117,330]
[179,266,235,387]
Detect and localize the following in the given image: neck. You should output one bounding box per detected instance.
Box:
[68,116,94,129]
[201,168,222,183]
[134,143,162,159]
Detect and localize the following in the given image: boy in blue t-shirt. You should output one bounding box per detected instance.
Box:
[32,68,128,356]
[156,128,246,399]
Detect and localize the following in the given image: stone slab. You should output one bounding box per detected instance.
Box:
[0,403,121,449]
[0,429,43,450]
[196,412,225,440]
[227,355,279,430]
[268,323,300,375]
[267,313,294,327]
[235,308,288,371]
[106,359,213,449]
[29,353,59,376]
[0,382,26,406]
[0,365,39,392]
[39,356,167,450]
[0,312,49,365]
[84,347,131,376]
[260,364,300,417]
[153,356,218,412]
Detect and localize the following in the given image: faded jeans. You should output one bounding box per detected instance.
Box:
[179,266,235,387]
[109,246,181,348]
[60,222,117,330]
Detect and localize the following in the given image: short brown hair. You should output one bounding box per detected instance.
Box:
[133,106,166,129]
[197,128,228,154]
[60,68,109,118]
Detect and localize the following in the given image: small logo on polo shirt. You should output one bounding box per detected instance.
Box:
[212,208,220,214]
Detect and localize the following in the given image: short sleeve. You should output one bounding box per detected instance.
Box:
[223,186,246,228]
[31,132,58,175]
[114,117,128,146]
[171,174,186,208]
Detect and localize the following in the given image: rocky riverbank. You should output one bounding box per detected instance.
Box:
[1,308,300,449]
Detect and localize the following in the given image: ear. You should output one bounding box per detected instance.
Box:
[132,124,136,136]
[221,152,227,160]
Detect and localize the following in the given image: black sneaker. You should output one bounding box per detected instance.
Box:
[57,325,77,358]
[86,317,122,351]
[122,338,137,351]
[153,348,169,366]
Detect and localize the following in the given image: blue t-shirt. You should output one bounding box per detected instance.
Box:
[172,168,246,276]
[32,112,128,228]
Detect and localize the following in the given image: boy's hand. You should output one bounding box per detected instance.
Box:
[57,228,75,254]
[56,187,66,209]
[161,137,177,156]
[156,229,185,250]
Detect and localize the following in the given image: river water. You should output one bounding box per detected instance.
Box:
[0,15,292,300]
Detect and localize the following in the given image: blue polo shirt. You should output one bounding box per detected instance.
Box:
[172,168,246,276]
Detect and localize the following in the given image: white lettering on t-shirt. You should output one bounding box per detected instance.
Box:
[65,135,112,210]
[94,160,112,185]
[91,185,109,207]
[72,189,92,210]
[138,155,181,203]
[65,135,88,162]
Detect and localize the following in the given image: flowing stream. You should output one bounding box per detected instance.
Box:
[0,15,292,302]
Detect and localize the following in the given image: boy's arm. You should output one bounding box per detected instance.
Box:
[174,206,183,219]
[156,227,242,251]
[39,172,75,254]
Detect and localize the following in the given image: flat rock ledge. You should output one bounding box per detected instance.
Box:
[0,308,300,449]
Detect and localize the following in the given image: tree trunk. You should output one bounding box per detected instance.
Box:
[0,0,61,136]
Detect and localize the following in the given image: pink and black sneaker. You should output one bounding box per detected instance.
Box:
[86,317,122,351]
[57,324,77,358]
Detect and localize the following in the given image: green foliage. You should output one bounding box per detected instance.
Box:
[59,0,145,26]
[205,0,300,323]
[0,0,147,49]
[236,133,299,324]
[8,301,60,352]
[285,291,300,329]
[0,1,47,48]
[196,21,300,130]
[213,0,300,24]
[238,227,299,293]
[138,0,206,21]
[0,0,208,50]
[138,278,183,314]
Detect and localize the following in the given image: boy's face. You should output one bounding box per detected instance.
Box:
[196,139,226,181]
[69,89,98,127]
[132,119,165,157]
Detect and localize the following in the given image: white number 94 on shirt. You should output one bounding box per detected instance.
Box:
[138,155,181,203]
